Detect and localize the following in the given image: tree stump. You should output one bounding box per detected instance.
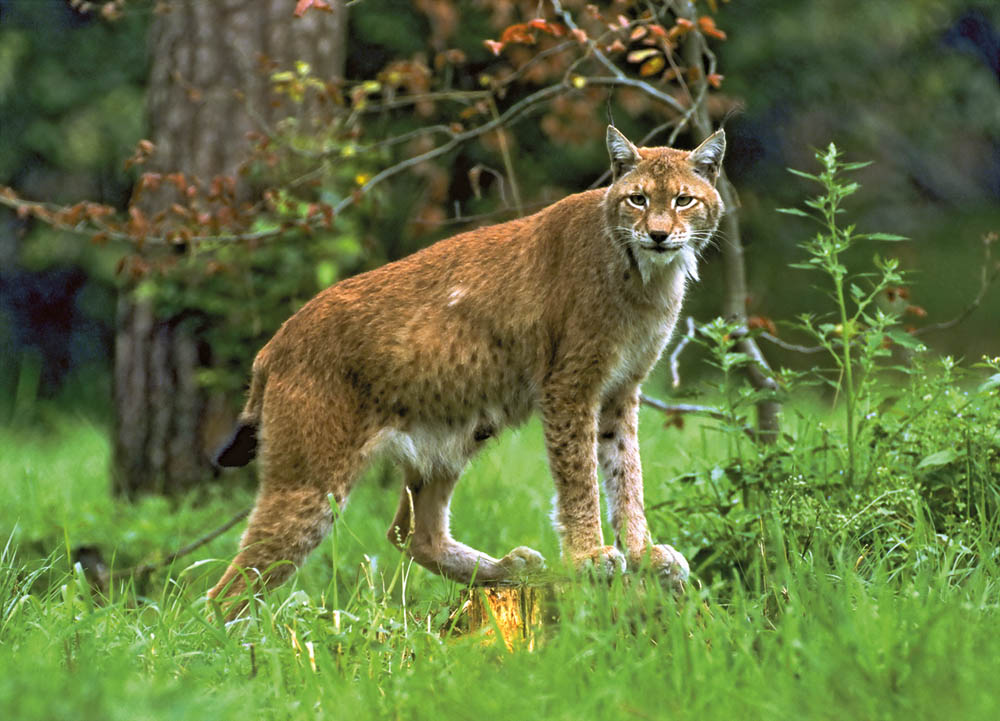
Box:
[460,584,554,651]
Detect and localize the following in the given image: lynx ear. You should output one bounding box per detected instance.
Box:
[606,125,641,180]
[689,129,726,184]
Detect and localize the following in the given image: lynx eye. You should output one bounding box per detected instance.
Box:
[626,193,647,208]
[675,195,696,208]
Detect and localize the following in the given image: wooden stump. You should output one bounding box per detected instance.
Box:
[460,584,554,651]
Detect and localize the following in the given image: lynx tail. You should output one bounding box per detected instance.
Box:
[213,356,267,468]
[213,421,258,468]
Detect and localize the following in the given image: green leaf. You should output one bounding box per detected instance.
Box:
[316,260,337,288]
[787,168,820,181]
[916,449,959,471]
[978,373,1000,394]
[886,329,925,351]
[861,232,908,242]
[776,207,811,218]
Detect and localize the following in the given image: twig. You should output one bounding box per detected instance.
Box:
[128,506,250,578]
[551,0,686,115]
[332,82,566,217]
[639,394,756,440]
[353,89,489,115]
[669,316,697,387]
[913,234,998,336]
[757,331,827,355]
[487,97,524,216]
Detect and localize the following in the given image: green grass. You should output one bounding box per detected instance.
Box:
[1,407,999,721]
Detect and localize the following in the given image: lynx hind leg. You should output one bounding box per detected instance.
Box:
[208,485,336,616]
[208,397,370,617]
[386,465,545,584]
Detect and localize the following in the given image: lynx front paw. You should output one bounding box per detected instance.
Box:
[497,546,547,578]
[646,544,689,593]
[577,545,628,579]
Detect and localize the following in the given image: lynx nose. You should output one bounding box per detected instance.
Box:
[648,231,670,245]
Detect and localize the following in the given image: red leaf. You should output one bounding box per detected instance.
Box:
[747,316,777,335]
[127,206,148,239]
[528,18,564,36]
[698,16,727,40]
[668,17,694,41]
[140,172,162,192]
[321,203,334,228]
[166,173,186,192]
[484,39,504,56]
[707,73,724,88]
[500,23,536,45]
[639,55,665,77]
[294,0,331,18]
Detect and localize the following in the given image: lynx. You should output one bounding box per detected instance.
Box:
[209,126,726,610]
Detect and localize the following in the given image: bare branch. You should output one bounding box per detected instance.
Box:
[757,331,827,355]
[332,82,567,216]
[669,316,697,387]
[354,89,490,115]
[640,394,756,440]
[913,234,998,336]
[130,507,251,578]
[551,0,686,115]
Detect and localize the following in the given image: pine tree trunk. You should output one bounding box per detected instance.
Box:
[113,0,346,496]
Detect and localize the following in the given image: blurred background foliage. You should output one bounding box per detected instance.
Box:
[0,0,997,421]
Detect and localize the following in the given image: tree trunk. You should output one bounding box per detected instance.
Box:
[113,0,346,496]
[675,0,781,441]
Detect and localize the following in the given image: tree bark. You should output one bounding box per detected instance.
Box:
[113,0,347,496]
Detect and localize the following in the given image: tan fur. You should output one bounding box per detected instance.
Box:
[208,127,725,611]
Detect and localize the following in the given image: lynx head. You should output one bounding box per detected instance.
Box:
[604,125,725,283]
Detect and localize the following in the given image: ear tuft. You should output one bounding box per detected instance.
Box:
[606,125,641,181]
[689,129,726,183]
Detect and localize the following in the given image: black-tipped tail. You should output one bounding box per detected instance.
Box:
[213,422,258,468]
